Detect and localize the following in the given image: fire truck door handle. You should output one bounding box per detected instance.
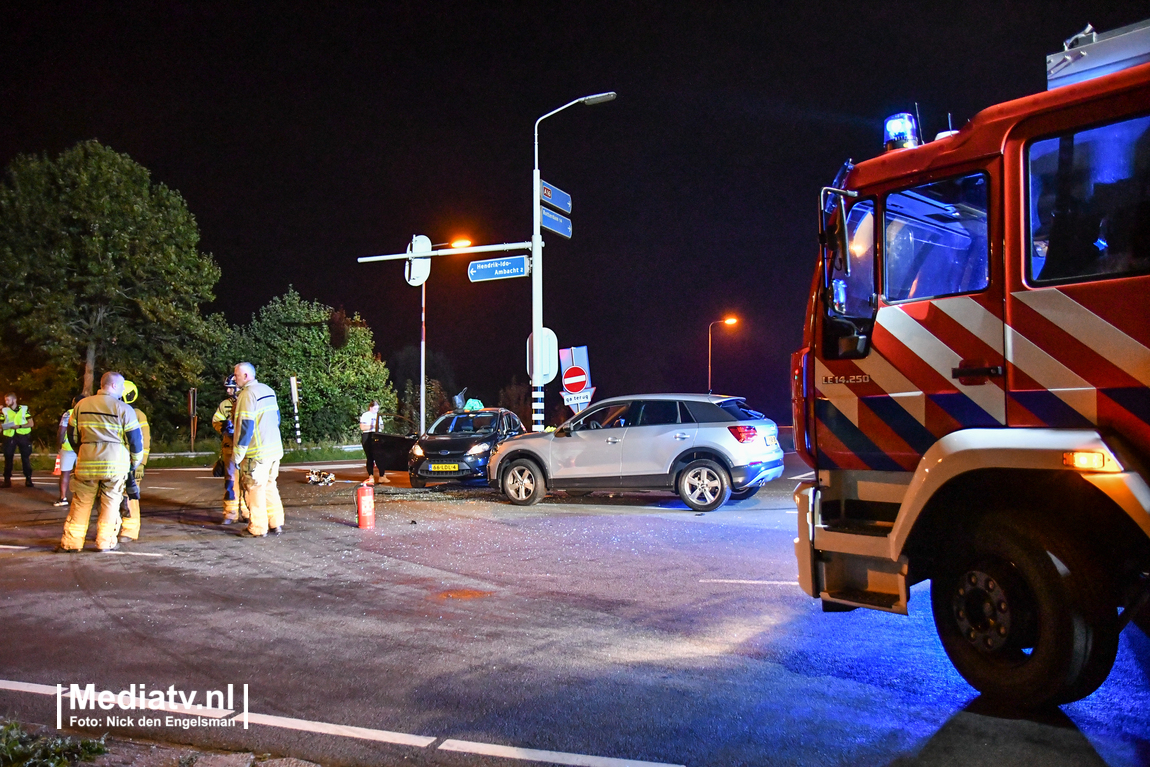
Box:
[952,365,1003,379]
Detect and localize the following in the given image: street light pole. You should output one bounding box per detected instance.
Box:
[708,317,738,393]
[531,91,616,431]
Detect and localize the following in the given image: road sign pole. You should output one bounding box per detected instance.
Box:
[531,167,545,431]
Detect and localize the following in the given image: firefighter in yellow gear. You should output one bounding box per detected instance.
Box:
[118,380,150,542]
[2,391,35,487]
[59,372,144,552]
[232,362,285,537]
[212,374,246,523]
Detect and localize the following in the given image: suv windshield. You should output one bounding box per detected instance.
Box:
[428,412,498,435]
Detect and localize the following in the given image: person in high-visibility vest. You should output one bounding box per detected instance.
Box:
[232,362,285,537]
[212,374,246,524]
[58,372,143,552]
[118,380,150,542]
[54,397,81,506]
[2,392,35,488]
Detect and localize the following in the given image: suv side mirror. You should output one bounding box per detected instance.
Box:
[556,424,572,438]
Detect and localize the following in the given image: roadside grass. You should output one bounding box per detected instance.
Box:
[28,444,365,471]
[0,719,106,767]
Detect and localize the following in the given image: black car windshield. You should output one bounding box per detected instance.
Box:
[428,412,498,435]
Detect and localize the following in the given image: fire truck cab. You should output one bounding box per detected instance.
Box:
[791,20,1150,707]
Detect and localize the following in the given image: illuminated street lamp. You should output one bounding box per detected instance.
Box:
[708,317,738,393]
[530,91,616,430]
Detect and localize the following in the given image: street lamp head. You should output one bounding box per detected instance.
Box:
[581,92,617,106]
[450,238,472,248]
[723,317,738,326]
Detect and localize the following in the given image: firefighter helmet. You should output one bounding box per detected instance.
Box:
[224,374,237,391]
[122,380,139,405]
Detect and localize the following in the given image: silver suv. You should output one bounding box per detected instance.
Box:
[488,394,785,511]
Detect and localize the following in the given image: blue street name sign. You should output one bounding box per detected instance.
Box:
[541,207,573,239]
[540,180,572,214]
[467,255,530,283]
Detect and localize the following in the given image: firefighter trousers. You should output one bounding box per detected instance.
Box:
[61,475,126,551]
[120,465,145,540]
[239,458,282,536]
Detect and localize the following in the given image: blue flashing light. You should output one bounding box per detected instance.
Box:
[884,112,920,152]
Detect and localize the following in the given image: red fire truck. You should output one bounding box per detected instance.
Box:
[791,20,1150,707]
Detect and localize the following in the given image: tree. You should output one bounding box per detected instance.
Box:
[387,345,457,398]
[498,376,531,426]
[400,378,449,432]
[220,289,396,443]
[0,140,222,438]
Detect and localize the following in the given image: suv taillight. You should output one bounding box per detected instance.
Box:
[728,425,758,443]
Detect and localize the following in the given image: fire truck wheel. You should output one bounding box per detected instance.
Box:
[678,459,732,512]
[503,459,545,506]
[930,515,1119,708]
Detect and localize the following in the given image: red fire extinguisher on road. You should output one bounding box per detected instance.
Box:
[356,484,375,529]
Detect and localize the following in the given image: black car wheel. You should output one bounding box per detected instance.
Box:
[503,459,545,506]
[930,514,1119,708]
[729,486,760,501]
[409,474,427,488]
[677,459,732,512]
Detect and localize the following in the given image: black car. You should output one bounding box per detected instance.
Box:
[408,407,525,487]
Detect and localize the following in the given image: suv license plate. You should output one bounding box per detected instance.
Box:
[430,463,459,472]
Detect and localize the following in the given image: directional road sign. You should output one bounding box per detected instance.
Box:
[562,365,588,394]
[541,207,572,239]
[467,255,529,283]
[540,181,572,214]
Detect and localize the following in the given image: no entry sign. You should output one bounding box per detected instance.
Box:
[562,365,588,394]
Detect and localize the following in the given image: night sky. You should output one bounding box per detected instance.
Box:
[3,2,1146,421]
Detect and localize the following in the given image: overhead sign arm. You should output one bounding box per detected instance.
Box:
[358,241,532,263]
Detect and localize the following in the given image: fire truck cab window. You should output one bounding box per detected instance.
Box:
[1029,114,1150,284]
[883,173,989,302]
[829,200,876,318]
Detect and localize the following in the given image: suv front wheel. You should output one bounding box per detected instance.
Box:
[503,458,546,506]
[678,459,731,512]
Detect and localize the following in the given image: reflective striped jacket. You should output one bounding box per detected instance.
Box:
[233,381,284,463]
[134,408,151,465]
[69,394,144,481]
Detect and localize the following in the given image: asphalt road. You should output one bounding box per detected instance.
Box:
[0,456,1147,767]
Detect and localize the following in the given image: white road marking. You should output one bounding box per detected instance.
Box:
[235,712,435,747]
[0,544,30,550]
[0,679,56,695]
[438,739,684,767]
[147,486,178,490]
[105,551,164,558]
[788,472,815,481]
[699,579,798,585]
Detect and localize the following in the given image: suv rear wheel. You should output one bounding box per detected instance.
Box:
[503,459,545,506]
[678,459,732,512]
